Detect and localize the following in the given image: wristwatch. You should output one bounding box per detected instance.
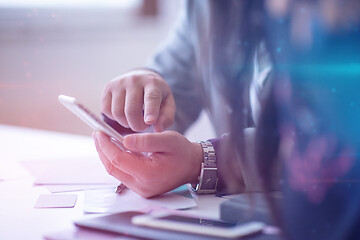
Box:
[192,140,218,194]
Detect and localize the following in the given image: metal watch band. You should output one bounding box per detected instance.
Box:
[192,140,218,194]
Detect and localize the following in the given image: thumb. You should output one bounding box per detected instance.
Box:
[123,132,178,153]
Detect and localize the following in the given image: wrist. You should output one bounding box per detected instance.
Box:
[191,140,218,194]
[190,142,203,184]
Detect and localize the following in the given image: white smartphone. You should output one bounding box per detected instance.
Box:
[58,94,125,150]
[131,212,265,239]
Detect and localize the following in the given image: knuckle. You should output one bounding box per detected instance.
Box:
[124,75,143,89]
[146,75,159,85]
[103,82,114,93]
[124,79,137,89]
[147,75,167,90]
[111,76,137,90]
[109,78,125,89]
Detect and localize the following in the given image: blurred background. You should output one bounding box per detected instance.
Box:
[0,0,215,141]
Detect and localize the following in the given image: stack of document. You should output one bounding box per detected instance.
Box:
[21,156,197,212]
[0,161,31,181]
[21,156,119,193]
[84,187,196,214]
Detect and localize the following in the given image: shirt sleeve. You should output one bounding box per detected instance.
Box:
[210,128,265,194]
[147,0,202,134]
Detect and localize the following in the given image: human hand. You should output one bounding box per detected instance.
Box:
[93,130,202,198]
[101,69,175,132]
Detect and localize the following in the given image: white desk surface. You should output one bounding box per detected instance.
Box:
[0,124,226,240]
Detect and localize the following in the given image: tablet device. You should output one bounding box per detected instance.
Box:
[58,94,125,150]
[132,212,265,239]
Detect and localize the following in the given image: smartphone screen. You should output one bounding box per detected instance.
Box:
[58,94,125,150]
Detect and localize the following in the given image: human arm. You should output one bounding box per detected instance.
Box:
[93,127,263,198]
[147,0,202,133]
[101,1,202,135]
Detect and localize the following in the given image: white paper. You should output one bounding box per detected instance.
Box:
[0,161,31,181]
[84,188,197,214]
[21,159,119,185]
[45,184,118,193]
[43,227,121,240]
[34,194,78,208]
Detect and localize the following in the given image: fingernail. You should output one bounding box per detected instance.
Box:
[144,114,155,124]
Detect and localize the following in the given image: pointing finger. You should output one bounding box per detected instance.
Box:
[143,85,162,125]
[111,90,129,128]
[125,89,148,132]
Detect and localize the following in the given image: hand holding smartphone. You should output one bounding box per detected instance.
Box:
[58,95,126,150]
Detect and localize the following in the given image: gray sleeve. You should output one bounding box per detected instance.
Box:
[215,128,278,194]
[241,128,263,192]
[215,128,262,193]
[147,0,202,134]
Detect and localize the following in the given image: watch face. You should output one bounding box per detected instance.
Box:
[201,169,217,190]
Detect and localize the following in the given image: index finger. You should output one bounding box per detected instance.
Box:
[95,141,134,186]
[143,85,162,125]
